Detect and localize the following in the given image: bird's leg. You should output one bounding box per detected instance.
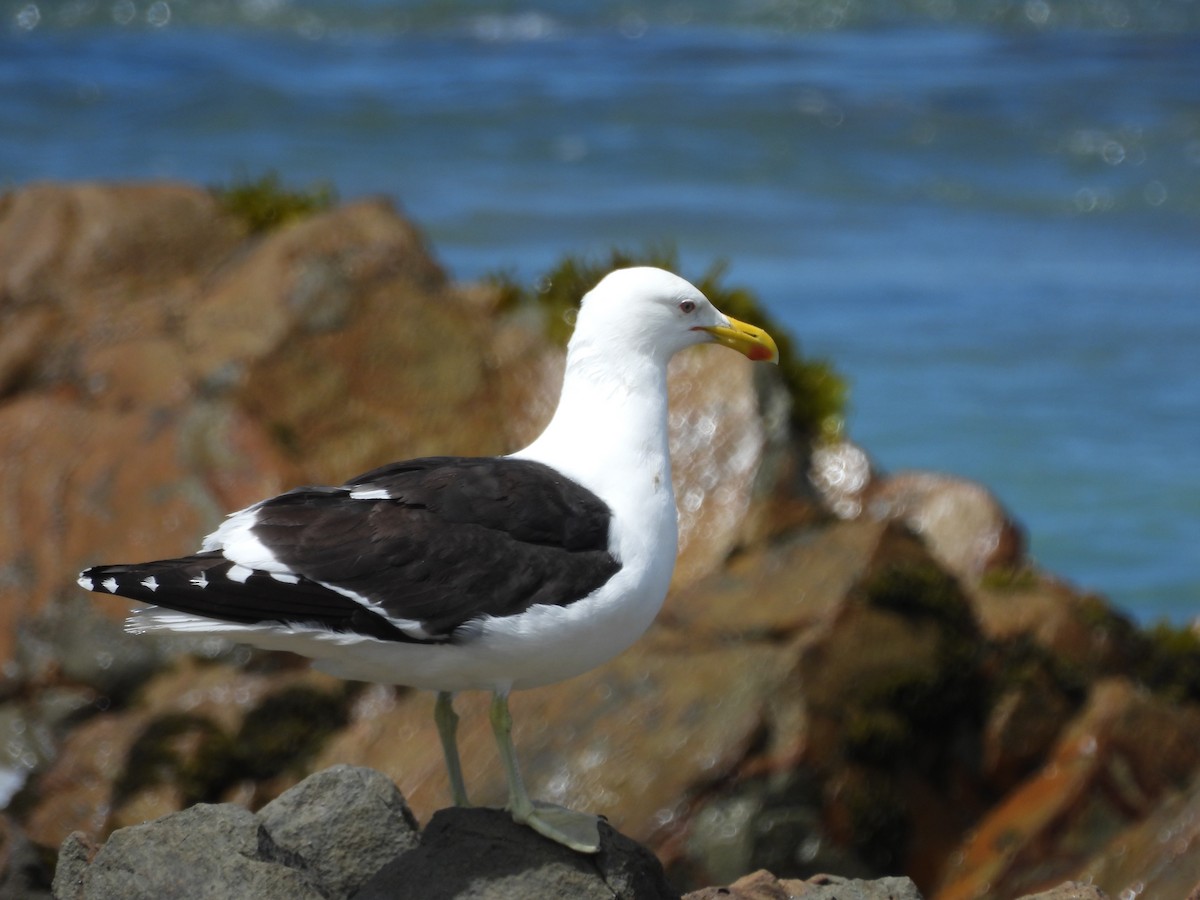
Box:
[488,690,601,854]
[434,691,471,807]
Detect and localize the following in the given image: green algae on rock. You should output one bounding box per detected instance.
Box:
[213,172,336,234]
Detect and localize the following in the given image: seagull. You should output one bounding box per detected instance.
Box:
[77,266,779,852]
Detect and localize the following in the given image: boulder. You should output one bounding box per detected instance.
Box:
[867,471,1025,580]
[53,766,674,900]
[1071,768,1200,898]
[53,803,328,900]
[1014,884,1110,900]
[257,765,419,899]
[684,870,924,900]
[357,805,677,900]
[934,678,1200,899]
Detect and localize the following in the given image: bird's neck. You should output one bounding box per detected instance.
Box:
[513,346,679,547]
[521,349,672,486]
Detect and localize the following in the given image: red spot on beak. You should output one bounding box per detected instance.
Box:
[747,344,775,362]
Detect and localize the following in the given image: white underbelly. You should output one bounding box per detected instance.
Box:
[313,560,671,692]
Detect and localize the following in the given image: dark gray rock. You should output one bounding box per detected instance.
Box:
[54,803,327,900]
[258,764,419,898]
[52,766,926,900]
[355,805,680,900]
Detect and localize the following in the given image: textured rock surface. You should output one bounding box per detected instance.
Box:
[934,678,1200,899]
[685,870,924,899]
[257,764,420,899]
[1012,884,1110,900]
[357,805,678,900]
[52,768,675,900]
[53,765,420,900]
[53,803,327,900]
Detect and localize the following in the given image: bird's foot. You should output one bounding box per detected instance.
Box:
[512,801,602,854]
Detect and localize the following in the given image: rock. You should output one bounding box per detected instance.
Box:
[685,870,924,899]
[23,660,351,849]
[980,660,1077,792]
[54,803,326,900]
[355,805,679,900]
[0,181,241,314]
[1014,883,1110,900]
[867,471,1025,580]
[970,579,1142,685]
[257,764,419,899]
[55,766,680,900]
[934,678,1200,899]
[1070,767,1200,898]
[12,595,168,700]
[809,439,877,519]
[49,832,95,900]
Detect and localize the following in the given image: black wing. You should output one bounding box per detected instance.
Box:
[81,457,621,644]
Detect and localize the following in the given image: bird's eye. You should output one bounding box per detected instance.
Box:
[679,300,696,314]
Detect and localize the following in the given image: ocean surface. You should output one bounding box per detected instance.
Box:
[2,0,1197,622]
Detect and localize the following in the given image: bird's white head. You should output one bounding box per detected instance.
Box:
[570,267,779,367]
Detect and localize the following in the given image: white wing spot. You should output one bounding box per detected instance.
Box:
[141,576,159,592]
[102,577,118,593]
[270,572,301,585]
[349,487,392,500]
[77,574,94,591]
[226,564,253,584]
[191,572,209,589]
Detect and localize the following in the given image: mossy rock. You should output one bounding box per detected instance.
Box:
[862,560,975,635]
[213,172,336,234]
[230,683,355,780]
[114,712,235,807]
[1137,620,1200,704]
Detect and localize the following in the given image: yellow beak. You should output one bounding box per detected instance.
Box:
[696,316,779,364]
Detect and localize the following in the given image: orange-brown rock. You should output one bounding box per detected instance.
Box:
[1072,767,1200,899]
[934,678,1200,900]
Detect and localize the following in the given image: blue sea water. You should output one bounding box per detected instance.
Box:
[2,0,1197,622]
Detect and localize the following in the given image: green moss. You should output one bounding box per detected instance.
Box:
[863,561,974,633]
[487,246,848,441]
[842,562,989,769]
[1136,620,1200,704]
[114,713,235,807]
[842,706,915,764]
[213,172,336,234]
[979,564,1040,592]
[230,684,352,780]
[838,769,910,871]
[990,635,1087,706]
[108,685,354,811]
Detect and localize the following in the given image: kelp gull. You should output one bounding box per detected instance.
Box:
[78,266,779,852]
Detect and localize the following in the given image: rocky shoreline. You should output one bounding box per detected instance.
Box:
[2,181,1198,898]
